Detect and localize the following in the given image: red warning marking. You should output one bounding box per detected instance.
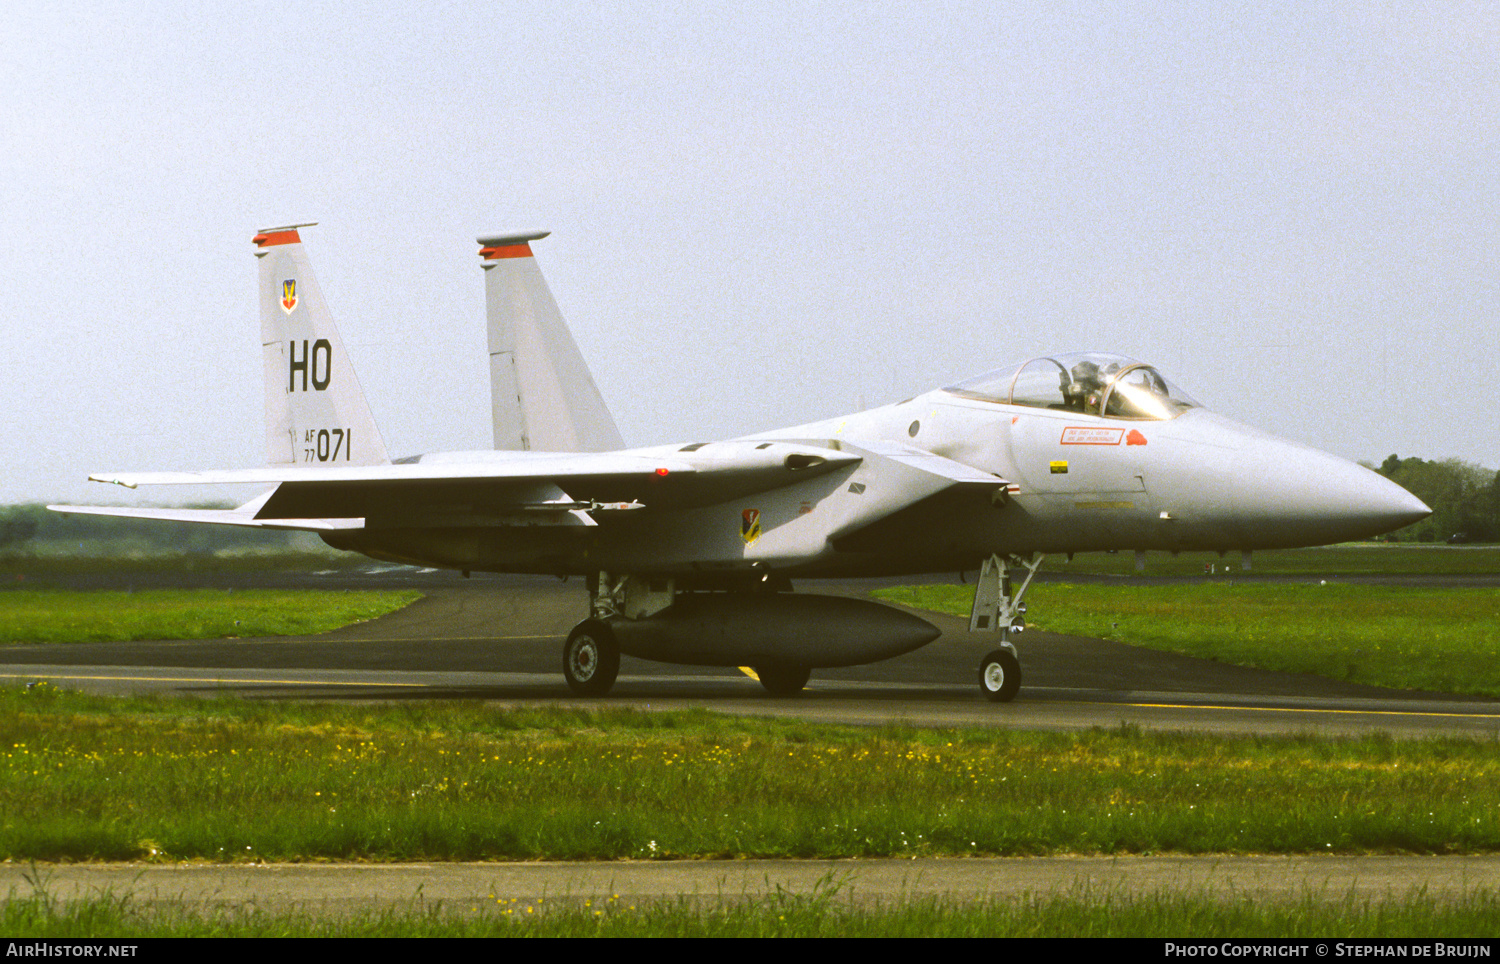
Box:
[253,230,301,247]
[479,244,534,260]
[1060,426,1124,446]
[1126,430,1148,446]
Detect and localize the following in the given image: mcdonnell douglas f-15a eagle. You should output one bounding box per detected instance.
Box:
[52,226,1431,701]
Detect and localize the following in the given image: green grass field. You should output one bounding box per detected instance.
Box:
[3,692,1497,863]
[875,582,1500,697]
[0,589,420,644]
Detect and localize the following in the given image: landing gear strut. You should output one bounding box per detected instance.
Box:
[969,553,1044,703]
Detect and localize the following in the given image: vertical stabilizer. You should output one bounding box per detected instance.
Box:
[479,233,624,452]
[254,225,390,467]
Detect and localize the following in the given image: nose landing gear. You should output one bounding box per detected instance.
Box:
[979,646,1021,703]
[969,553,1043,703]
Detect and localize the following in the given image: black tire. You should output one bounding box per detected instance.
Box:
[979,649,1021,703]
[755,663,811,696]
[563,620,620,696]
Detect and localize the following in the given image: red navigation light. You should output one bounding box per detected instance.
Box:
[655,467,670,476]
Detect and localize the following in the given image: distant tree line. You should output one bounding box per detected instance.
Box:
[0,504,315,554]
[1377,455,1500,543]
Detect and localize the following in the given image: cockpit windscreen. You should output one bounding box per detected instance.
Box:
[945,352,1200,420]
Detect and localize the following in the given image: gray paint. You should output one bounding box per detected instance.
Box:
[481,234,624,453]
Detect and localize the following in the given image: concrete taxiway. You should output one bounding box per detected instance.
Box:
[7,857,1498,914]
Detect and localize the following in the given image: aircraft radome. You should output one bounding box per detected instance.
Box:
[53,226,1431,702]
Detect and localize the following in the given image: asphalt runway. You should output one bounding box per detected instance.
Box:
[1,572,1496,739]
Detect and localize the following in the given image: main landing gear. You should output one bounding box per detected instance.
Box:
[562,619,620,696]
[969,553,1044,703]
[561,572,652,696]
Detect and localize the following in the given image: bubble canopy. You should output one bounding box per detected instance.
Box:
[944,352,1201,421]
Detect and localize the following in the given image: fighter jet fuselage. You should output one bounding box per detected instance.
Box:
[54,228,1430,701]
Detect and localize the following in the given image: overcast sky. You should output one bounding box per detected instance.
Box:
[7,1,1497,505]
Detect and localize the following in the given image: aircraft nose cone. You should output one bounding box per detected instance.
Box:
[1306,454,1431,533]
[1231,438,1431,545]
[1158,412,1432,548]
[1372,478,1433,531]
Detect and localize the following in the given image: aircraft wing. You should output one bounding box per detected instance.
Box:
[63,438,1012,545]
[70,443,864,526]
